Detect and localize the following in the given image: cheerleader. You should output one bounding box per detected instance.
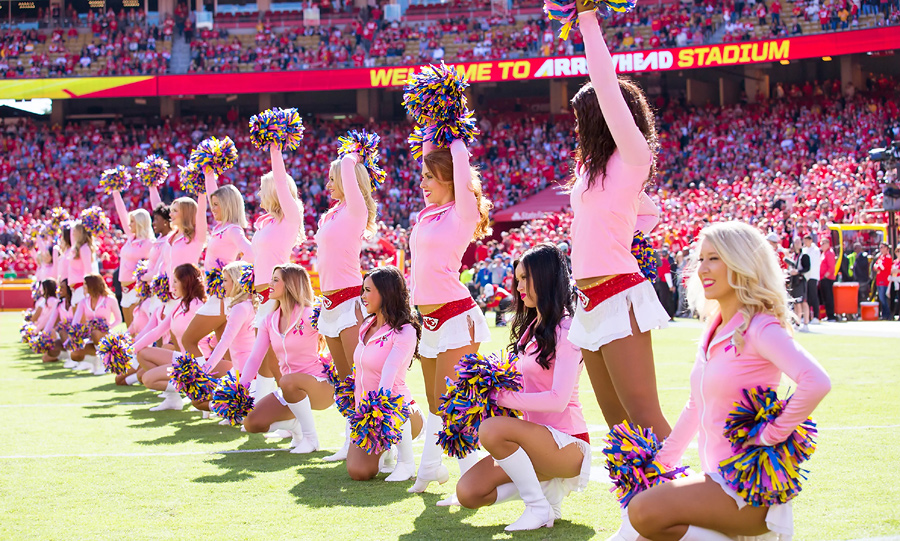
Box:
[155,186,208,301]
[315,150,378,460]
[133,263,207,411]
[67,222,96,306]
[53,223,72,286]
[111,188,155,326]
[454,244,589,531]
[33,280,60,363]
[611,222,831,541]
[408,134,493,494]
[34,247,55,285]
[240,264,332,454]
[70,274,123,374]
[136,204,174,332]
[182,174,252,358]
[346,266,425,482]
[565,1,671,437]
[43,279,73,365]
[247,144,304,399]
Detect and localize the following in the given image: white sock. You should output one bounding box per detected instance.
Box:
[124,374,139,385]
[267,419,295,432]
[395,420,414,465]
[680,525,734,541]
[164,381,177,395]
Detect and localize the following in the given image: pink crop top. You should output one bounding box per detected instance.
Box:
[144,234,171,282]
[409,139,478,305]
[72,295,123,329]
[67,244,94,286]
[203,173,253,271]
[239,304,324,386]
[43,300,73,334]
[113,190,153,283]
[133,297,205,352]
[495,317,588,437]
[656,312,831,472]
[352,318,417,407]
[569,10,654,281]
[250,145,304,287]
[315,155,367,292]
[203,300,256,373]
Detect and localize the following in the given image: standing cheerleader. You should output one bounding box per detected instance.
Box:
[112,189,155,326]
[346,266,425,482]
[182,176,252,358]
[133,263,207,411]
[67,222,96,306]
[138,204,174,330]
[155,188,208,301]
[240,264,332,454]
[408,135,493,494]
[33,280,60,363]
[54,223,72,286]
[565,1,671,437]
[315,148,379,460]
[455,244,590,531]
[611,222,831,541]
[71,274,123,374]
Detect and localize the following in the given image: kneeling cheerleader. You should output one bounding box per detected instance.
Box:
[453,243,590,532]
[70,274,123,375]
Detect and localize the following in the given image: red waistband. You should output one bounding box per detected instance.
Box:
[257,287,270,304]
[123,282,136,292]
[421,297,477,332]
[70,282,84,290]
[572,432,590,444]
[322,286,361,311]
[575,273,645,312]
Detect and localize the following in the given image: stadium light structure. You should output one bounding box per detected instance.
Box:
[870,141,900,251]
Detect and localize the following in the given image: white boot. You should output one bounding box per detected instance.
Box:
[124,373,139,385]
[287,397,319,454]
[497,447,554,532]
[379,446,397,473]
[323,420,351,462]
[74,357,93,371]
[385,421,416,482]
[149,383,184,411]
[90,355,106,375]
[436,452,481,505]
[495,482,520,505]
[541,479,568,521]
[263,419,298,445]
[61,351,76,369]
[408,414,449,493]
[605,508,640,541]
[253,376,277,401]
[680,526,735,540]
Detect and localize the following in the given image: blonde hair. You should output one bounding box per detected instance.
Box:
[685,221,796,352]
[328,158,378,238]
[259,171,300,222]
[73,223,95,254]
[129,209,155,241]
[272,263,315,318]
[172,197,198,243]
[223,261,258,310]
[423,148,493,240]
[211,185,249,229]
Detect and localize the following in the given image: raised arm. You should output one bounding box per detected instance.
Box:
[204,170,219,202]
[239,321,273,387]
[149,186,162,210]
[579,8,652,166]
[112,190,133,238]
[494,333,583,413]
[376,326,417,392]
[226,226,253,263]
[270,144,303,225]
[341,154,367,218]
[203,303,252,371]
[79,244,93,274]
[194,186,209,247]
[449,139,479,223]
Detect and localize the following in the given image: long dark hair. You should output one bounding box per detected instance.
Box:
[60,224,72,249]
[41,279,58,299]
[174,263,206,312]
[59,279,72,310]
[568,78,658,190]
[365,266,422,360]
[509,243,575,370]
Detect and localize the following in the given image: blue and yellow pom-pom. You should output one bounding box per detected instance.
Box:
[99,165,132,193]
[632,231,658,282]
[310,298,322,331]
[437,351,523,458]
[604,421,688,507]
[178,162,204,196]
[402,62,470,125]
[717,386,818,507]
[29,331,54,355]
[97,332,135,375]
[50,207,70,229]
[169,352,218,401]
[23,308,34,322]
[323,360,356,420]
[237,263,255,296]
[68,322,90,350]
[135,155,170,188]
[133,259,151,300]
[88,318,109,334]
[350,388,410,455]
[205,265,225,300]
[190,136,238,175]
[80,206,110,236]
[210,371,255,426]
[249,107,305,151]
[337,130,387,191]
[544,0,636,41]
[152,274,172,303]
[30,281,41,302]
[20,322,39,344]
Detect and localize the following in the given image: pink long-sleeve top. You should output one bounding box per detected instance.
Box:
[53,245,68,283]
[72,294,123,329]
[144,233,171,281]
[239,304,324,386]
[155,195,207,293]
[635,192,660,235]
[203,299,256,372]
[409,139,478,305]
[112,190,153,283]
[315,155,367,292]
[352,318,416,407]
[656,312,831,473]
[35,297,59,330]
[569,10,653,281]
[495,317,588,436]
[66,244,94,286]
[133,298,205,352]
[203,172,253,271]
[250,146,304,287]
[43,301,73,334]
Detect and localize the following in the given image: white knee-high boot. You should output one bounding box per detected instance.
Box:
[385,420,416,482]
[408,414,449,493]
[496,447,554,532]
[606,508,640,541]
[324,420,351,462]
[287,397,319,454]
[149,382,184,411]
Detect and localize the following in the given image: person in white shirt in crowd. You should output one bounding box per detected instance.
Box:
[802,234,822,324]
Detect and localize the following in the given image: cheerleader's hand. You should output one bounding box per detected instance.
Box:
[576,0,595,13]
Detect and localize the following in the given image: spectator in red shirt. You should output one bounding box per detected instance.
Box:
[874,243,894,319]
[818,236,837,321]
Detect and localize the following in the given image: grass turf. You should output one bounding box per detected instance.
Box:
[1,312,899,540]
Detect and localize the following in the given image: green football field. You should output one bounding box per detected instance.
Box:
[2,312,898,540]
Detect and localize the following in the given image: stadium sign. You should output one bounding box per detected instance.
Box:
[1,27,898,101]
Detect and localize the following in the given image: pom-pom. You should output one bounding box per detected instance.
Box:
[96,332,134,375]
[717,386,818,507]
[190,136,238,175]
[205,264,225,300]
[407,126,428,165]
[248,108,305,151]
[169,352,218,401]
[133,259,151,300]
[152,274,172,303]
[604,422,689,507]
[437,351,523,458]
[350,388,410,455]
[631,231,658,282]
[337,130,386,191]
[79,206,110,237]
[30,281,41,302]
[309,298,322,331]
[29,331,54,355]
[402,62,470,125]
[100,165,132,193]
[210,372,255,426]
[68,322,89,350]
[237,263,255,295]
[20,322,38,344]
[50,207,70,230]
[544,0,636,41]
[135,155,170,188]
[23,308,34,322]
[323,359,356,419]
[88,318,109,334]
[178,162,204,196]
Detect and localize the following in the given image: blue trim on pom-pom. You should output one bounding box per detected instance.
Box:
[79,206,110,237]
[97,332,135,375]
[631,231,658,282]
[210,372,255,426]
[190,136,238,175]
[603,421,688,507]
[169,352,218,401]
[100,165,132,194]
[135,154,170,188]
[350,388,411,455]
[337,130,387,191]
[249,108,305,151]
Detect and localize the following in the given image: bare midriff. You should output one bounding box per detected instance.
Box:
[575,275,616,290]
[418,303,444,315]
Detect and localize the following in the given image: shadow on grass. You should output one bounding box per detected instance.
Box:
[193,439,302,483]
